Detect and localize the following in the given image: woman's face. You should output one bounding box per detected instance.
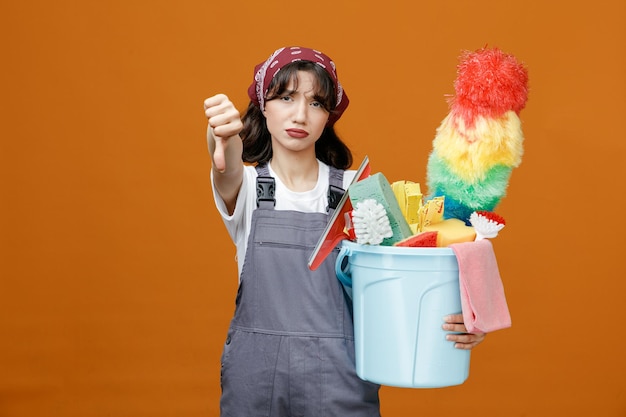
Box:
[263,70,330,156]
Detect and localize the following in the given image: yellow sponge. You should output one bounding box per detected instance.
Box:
[423,218,476,247]
[391,180,423,233]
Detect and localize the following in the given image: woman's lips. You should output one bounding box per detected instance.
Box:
[286,128,309,138]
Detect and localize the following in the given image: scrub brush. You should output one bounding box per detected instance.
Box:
[469,210,506,240]
[351,199,393,245]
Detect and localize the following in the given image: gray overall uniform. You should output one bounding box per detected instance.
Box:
[220,164,380,417]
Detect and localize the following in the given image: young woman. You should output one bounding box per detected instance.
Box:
[203,46,485,417]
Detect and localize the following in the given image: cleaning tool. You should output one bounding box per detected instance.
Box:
[308,156,370,270]
[335,240,471,387]
[393,231,438,248]
[449,239,512,333]
[426,47,529,224]
[423,218,476,247]
[391,181,422,233]
[348,173,413,246]
[469,211,506,240]
[351,199,393,245]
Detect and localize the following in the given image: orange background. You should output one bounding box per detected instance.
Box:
[1,0,625,416]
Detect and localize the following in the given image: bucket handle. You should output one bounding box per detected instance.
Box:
[335,245,353,288]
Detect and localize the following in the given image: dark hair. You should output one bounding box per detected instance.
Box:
[240,61,353,170]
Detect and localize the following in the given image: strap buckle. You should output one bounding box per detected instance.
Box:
[327,184,344,211]
[256,176,276,207]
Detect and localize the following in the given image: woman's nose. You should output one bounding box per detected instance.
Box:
[292,100,307,123]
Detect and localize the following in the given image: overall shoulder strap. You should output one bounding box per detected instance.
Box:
[255,164,345,212]
[255,164,275,209]
[327,166,345,214]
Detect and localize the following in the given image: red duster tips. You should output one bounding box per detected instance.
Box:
[450,47,529,127]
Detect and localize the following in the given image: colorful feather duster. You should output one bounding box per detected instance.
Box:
[426,47,529,224]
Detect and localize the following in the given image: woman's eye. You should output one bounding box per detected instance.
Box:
[311,101,322,108]
[280,96,292,102]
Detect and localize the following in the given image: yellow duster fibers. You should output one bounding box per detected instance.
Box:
[433,110,524,183]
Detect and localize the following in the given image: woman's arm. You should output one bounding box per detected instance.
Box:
[204,94,244,214]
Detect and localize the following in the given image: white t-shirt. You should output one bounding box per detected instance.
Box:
[211,160,356,277]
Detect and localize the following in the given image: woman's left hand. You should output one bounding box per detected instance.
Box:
[442,314,487,350]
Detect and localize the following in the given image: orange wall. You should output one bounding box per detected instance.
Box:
[1,0,625,416]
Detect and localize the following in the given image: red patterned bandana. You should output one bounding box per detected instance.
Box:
[247,46,349,125]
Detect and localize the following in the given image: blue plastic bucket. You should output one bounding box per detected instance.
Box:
[335,240,470,388]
